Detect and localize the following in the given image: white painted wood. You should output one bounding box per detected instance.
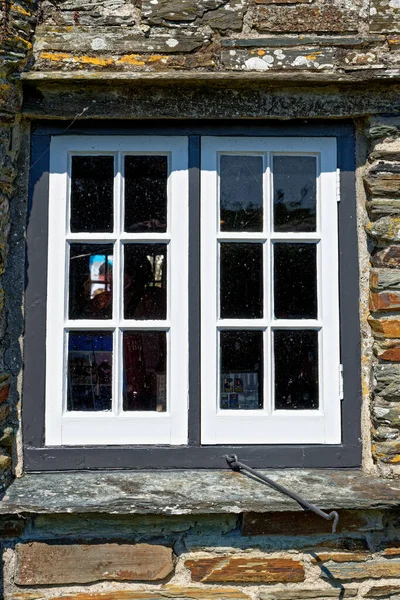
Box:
[201,137,340,445]
[46,136,189,446]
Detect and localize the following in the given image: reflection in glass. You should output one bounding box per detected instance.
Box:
[124,244,167,320]
[71,156,114,233]
[123,332,166,412]
[125,156,168,233]
[274,243,317,319]
[274,330,318,410]
[220,243,263,319]
[220,155,263,232]
[220,330,263,410]
[69,244,113,320]
[273,156,317,232]
[67,331,112,411]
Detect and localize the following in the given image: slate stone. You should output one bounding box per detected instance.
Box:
[221,47,334,71]
[260,590,358,600]
[34,25,209,54]
[200,1,245,31]
[371,269,400,291]
[321,560,400,580]
[185,556,305,583]
[366,217,400,242]
[221,36,384,47]
[372,246,400,269]
[3,470,400,515]
[369,317,400,338]
[41,0,136,26]
[142,0,227,24]
[253,4,360,33]
[15,542,173,585]
[370,0,400,33]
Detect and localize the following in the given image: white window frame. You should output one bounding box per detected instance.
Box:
[200,137,340,445]
[45,136,189,446]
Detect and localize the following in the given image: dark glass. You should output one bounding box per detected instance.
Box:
[220,243,263,319]
[220,330,263,410]
[274,243,317,319]
[125,156,168,233]
[220,155,263,232]
[69,244,113,320]
[124,244,167,320]
[273,156,317,232]
[274,330,319,410]
[67,331,112,411]
[71,156,114,233]
[123,332,166,412]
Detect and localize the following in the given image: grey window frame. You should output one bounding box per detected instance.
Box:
[23,120,361,471]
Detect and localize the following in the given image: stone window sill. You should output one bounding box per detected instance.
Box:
[1,470,400,515]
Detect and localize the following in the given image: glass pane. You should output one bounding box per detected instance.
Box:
[274,330,318,410]
[123,332,166,412]
[67,331,112,411]
[69,244,113,320]
[220,331,263,410]
[71,156,114,233]
[220,155,263,232]
[273,156,316,232]
[125,156,168,233]
[274,243,317,319]
[124,244,167,320]
[220,243,263,319]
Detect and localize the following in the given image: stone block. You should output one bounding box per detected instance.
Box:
[34,25,209,54]
[311,552,370,563]
[185,556,305,583]
[253,4,360,33]
[15,542,174,585]
[200,1,245,31]
[370,0,400,33]
[373,404,400,426]
[374,364,400,399]
[367,218,400,243]
[371,269,400,290]
[0,449,12,470]
[242,510,379,536]
[40,0,136,26]
[221,47,334,70]
[365,586,400,598]
[259,589,358,599]
[20,589,251,600]
[0,403,10,423]
[383,547,400,556]
[321,560,400,580]
[372,246,400,268]
[371,138,400,161]
[372,424,399,440]
[142,0,227,24]
[373,441,400,463]
[364,163,400,198]
[370,290,400,311]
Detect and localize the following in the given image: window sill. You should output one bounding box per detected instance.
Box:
[1,469,400,516]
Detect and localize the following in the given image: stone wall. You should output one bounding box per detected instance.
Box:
[3,511,400,600]
[0,0,38,490]
[27,0,400,77]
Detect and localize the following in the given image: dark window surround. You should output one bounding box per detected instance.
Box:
[24,120,361,471]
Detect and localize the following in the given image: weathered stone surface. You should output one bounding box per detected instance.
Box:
[370,290,400,311]
[368,198,400,217]
[365,586,400,598]
[142,0,226,24]
[373,441,400,463]
[253,4,360,33]
[221,48,334,71]
[372,246,400,268]
[34,25,209,54]
[15,542,173,585]
[322,560,400,580]
[373,404,400,426]
[371,138,400,161]
[370,0,400,33]
[374,364,400,399]
[242,510,382,536]
[311,552,370,563]
[200,1,245,31]
[371,269,400,290]
[6,470,400,515]
[185,556,305,583]
[15,590,251,600]
[365,163,400,198]
[222,36,385,47]
[383,547,400,556]
[372,424,399,440]
[367,218,400,243]
[39,0,136,26]
[337,50,378,66]
[259,589,358,599]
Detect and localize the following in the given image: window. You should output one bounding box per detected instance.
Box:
[24,122,361,470]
